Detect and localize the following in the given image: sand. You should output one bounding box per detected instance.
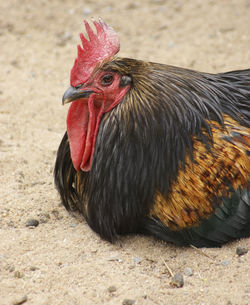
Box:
[0,0,249,304]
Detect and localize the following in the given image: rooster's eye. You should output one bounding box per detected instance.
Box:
[101,74,114,86]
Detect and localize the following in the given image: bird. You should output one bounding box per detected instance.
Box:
[54,18,250,247]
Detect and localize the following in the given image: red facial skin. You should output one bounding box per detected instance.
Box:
[67,71,130,172]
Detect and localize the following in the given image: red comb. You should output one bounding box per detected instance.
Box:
[70,18,120,87]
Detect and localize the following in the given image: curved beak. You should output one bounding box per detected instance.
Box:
[62,86,93,105]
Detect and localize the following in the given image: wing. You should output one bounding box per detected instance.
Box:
[146,117,250,247]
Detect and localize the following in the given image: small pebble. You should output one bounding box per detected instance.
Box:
[122,299,135,305]
[5,264,15,272]
[25,219,39,227]
[38,213,50,224]
[133,257,142,264]
[51,209,63,220]
[170,272,184,288]
[82,8,92,16]
[107,286,117,293]
[221,260,230,266]
[14,271,24,278]
[10,60,19,68]
[12,295,27,305]
[236,246,248,256]
[108,253,122,262]
[184,267,193,276]
[30,71,36,78]
[63,31,72,41]
[29,266,38,271]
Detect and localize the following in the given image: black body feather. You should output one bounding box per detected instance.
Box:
[54,60,250,247]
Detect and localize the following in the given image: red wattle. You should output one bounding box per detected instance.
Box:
[67,96,104,172]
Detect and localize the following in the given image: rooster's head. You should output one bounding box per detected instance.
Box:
[63,19,132,171]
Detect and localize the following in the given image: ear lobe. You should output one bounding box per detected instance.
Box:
[120,75,132,87]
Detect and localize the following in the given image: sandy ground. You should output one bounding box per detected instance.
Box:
[0,0,250,304]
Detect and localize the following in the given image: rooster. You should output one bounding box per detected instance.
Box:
[54,19,250,247]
